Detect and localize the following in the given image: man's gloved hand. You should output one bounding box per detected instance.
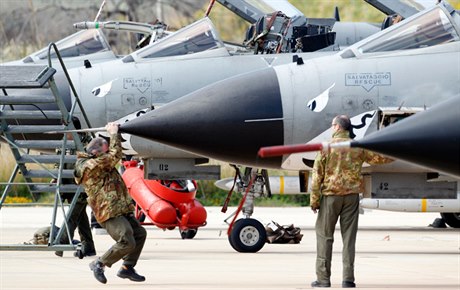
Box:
[106,122,119,135]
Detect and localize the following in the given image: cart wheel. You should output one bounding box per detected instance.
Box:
[180,229,197,239]
[74,249,84,259]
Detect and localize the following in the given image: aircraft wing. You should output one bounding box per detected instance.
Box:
[364,0,447,18]
[216,0,304,23]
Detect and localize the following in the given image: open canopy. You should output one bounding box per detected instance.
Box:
[339,4,460,57]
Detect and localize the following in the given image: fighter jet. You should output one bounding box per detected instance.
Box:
[119,3,460,251]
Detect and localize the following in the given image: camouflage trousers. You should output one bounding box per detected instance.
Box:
[99,214,147,268]
[314,194,359,283]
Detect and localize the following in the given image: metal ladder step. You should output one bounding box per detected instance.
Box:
[0,95,57,105]
[23,169,75,179]
[30,184,82,194]
[2,125,66,134]
[0,65,56,88]
[17,154,77,164]
[14,140,76,150]
[0,110,62,120]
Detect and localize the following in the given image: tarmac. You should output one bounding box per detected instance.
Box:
[0,206,459,290]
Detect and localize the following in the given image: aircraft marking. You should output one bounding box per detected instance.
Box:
[279,176,284,195]
[262,57,276,66]
[91,79,116,97]
[307,83,335,112]
[362,99,375,110]
[350,111,375,138]
[153,77,163,86]
[123,77,151,94]
[345,72,391,92]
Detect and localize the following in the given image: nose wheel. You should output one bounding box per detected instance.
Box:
[228,218,266,253]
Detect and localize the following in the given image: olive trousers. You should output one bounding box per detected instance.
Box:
[315,194,359,283]
[99,214,147,268]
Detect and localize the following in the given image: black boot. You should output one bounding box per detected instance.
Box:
[117,265,145,282]
[55,251,63,257]
[311,280,331,288]
[84,249,97,257]
[82,245,97,257]
[89,259,107,284]
[342,281,356,288]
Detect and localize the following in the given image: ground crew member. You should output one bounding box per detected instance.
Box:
[310,115,393,288]
[55,119,96,258]
[55,185,96,258]
[74,122,146,284]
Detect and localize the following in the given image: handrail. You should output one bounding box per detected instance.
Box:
[47,42,94,137]
[45,43,89,250]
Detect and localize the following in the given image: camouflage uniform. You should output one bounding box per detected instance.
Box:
[74,133,146,267]
[310,130,392,284]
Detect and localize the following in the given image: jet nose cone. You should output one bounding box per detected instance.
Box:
[121,67,284,167]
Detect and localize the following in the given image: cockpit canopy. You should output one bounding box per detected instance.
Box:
[123,18,226,63]
[357,5,459,54]
[215,0,304,23]
[23,30,110,63]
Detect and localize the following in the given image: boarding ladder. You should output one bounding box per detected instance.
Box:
[0,44,93,251]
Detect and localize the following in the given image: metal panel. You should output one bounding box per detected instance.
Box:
[371,173,457,199]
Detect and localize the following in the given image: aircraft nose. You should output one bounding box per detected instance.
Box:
[121,67,284,168]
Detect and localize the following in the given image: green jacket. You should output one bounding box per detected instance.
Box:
[74,134,134,223]
[310,130,393,208]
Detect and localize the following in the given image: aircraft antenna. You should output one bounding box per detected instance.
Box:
[334,6,340,21]
[94,0,107,21]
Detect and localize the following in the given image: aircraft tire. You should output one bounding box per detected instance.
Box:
[228,218,266,253]
[440,212,460,228]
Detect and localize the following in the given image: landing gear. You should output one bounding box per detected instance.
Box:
[228,218,266,252]
[225,167,271,253]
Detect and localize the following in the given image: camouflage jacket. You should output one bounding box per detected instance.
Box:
[74,134,134,223]
[310,130,393,208]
